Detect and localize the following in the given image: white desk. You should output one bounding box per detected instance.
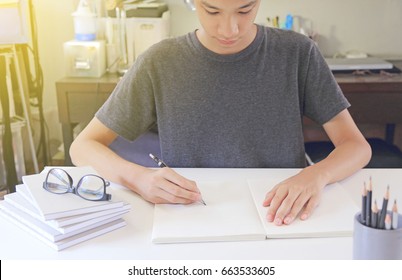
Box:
[0,168,401,260]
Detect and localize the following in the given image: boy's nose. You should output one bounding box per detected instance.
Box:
[218,16,239,39]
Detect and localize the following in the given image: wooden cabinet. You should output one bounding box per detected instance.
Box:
[56,74,120,164]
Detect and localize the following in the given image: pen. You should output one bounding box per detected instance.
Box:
[149,153,168,168]
[149,153,206,206]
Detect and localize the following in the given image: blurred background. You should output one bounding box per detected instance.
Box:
[1,0,402,194]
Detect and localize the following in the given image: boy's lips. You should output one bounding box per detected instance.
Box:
[217,38,238,46]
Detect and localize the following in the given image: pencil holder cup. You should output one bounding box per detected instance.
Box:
[353,213,402,259]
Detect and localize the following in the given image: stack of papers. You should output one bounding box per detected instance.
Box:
[0,166,130,251]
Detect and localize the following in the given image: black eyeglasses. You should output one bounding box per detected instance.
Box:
[42,168,111,201]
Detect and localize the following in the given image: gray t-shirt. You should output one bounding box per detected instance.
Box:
[96,25,349,168]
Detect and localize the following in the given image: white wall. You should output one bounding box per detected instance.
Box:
[31,0,76,145]
[255,0,402,58]
[31,0,402,148]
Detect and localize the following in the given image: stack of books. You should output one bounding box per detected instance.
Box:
[0,166,130,251]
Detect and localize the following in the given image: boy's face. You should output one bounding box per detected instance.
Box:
[194,0,261,54]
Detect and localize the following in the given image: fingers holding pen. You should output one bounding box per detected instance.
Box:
[147,153,203,204]
[145,167,201,204]
[159,168,201,203]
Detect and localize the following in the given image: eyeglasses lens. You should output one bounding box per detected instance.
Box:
[77,175,105,200]
[46,169,70,193]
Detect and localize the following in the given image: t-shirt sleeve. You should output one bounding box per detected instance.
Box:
[302,43,350,125]
[95,55,157,141]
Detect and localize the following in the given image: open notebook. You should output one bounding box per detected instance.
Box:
[152,179,359,244]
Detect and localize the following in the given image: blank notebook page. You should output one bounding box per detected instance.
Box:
[152,180,266,244]
[248,179,359,238]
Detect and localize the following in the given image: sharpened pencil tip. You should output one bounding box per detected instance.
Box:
[385,185,390,199]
